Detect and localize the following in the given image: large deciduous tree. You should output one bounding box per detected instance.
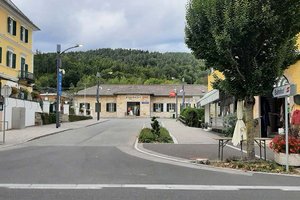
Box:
[185,0,300,159]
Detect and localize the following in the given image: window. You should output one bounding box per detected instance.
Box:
[6,50,16,68]
[20,57,26,77]
[7,17,17,36]
[20,26,28,43]
[167,103,176,112]
[153,103,164,112]
[106,103,116,112]
[0,47,2,63]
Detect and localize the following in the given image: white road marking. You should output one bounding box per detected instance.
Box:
[225,144,266,160]
[0,184,299,191]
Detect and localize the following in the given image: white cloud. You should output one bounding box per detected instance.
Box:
[12,0,189,53]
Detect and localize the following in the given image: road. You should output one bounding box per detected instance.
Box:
[0,118,299,200]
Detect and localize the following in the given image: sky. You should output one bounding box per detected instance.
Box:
[12,0,190,53]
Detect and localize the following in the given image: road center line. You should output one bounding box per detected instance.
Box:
[0,184,299,191]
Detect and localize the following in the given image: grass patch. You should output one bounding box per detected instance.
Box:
[138,127,173,143]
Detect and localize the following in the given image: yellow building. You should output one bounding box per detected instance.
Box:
[0,0,39,92]
[199,36,300,137]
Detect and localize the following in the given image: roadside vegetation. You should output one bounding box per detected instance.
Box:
[208,159,300,175]
[138,117,173,143]
[180,107,204,128]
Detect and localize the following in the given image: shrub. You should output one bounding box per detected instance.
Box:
[41,113,56,125]
[158,127,173,143]
[151,117,160,137]
[139,128,155,143]
[69,115,92,122]
[180,107,204,127]
[222,113,237,137]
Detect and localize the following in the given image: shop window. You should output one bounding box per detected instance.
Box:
[167,103,175,112]
[106,103,116,112]
[153,103,164,112]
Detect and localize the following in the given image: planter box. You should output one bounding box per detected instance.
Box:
[274,152,300,166]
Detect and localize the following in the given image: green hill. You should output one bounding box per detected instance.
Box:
[34,48,207,92]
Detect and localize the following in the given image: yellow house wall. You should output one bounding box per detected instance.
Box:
[207,70,224,92]
[0,5,34,92]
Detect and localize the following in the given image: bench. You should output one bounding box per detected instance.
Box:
[215,137,271,161]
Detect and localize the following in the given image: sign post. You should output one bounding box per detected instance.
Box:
[272,84,297,172]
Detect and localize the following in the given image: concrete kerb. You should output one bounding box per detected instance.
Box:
[0,119,109,150]
[134,138,300,178]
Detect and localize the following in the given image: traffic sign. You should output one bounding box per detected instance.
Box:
[272,84,296,98]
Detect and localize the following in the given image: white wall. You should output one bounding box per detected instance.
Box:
[2,98,42,129]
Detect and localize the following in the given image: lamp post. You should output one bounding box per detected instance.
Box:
[174,88,178,119]
[56,44,82,128]
[181,77,185,111]
[96,72,100,121]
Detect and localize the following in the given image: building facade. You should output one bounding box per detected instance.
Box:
[0,0,39,91]
[199,36,300,137]
[73,84,206,118]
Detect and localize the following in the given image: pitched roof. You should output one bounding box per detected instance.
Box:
[76,84,207,97]
[2,0,40,31]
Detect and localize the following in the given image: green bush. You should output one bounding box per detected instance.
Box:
[151,117,160,137]
[180,107,204,127]
[69,115,93,122]
[139,128,155,143]
[41,113,56,125]
[222,113,237,137]
[158,127,173,143]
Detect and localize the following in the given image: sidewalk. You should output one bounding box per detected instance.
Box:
[141,119,274,161]
[0,119,108,149]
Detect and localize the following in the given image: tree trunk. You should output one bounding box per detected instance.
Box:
[244,96,255,160]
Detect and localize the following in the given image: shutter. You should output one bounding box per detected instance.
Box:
[25,29,28,43]
[114,103,117,112]
[153,104,156,112]
[0,47,2,63]
[25,64,28,77]
[12,53,16,68]
[167,104,170,112]
[7,17,10,33]
[6,51,9,66]
[20,26,23,41]
[106,103,109,112]
[13,20,17,36]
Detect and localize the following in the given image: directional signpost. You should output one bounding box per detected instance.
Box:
[272,84,297,172]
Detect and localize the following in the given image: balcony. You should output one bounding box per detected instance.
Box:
[19,71,35,84]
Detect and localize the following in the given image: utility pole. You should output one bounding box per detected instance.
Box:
[96,72,100,121]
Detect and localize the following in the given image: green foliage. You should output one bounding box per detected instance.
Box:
[41,113,56,125]
[185,0,300,99]
[69,115,93,122]
[222,113,237,137]
[151,117,160,137]
[34,49,207,92]
[138,128,155,143]
[180,107,204,127]
[158,127,173,143]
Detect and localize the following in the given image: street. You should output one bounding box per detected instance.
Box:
[0,118,299,200]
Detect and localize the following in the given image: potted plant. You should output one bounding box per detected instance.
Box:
[10,87,20,98]
[269,134,300,166]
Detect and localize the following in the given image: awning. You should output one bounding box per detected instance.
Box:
[198,89,220,106]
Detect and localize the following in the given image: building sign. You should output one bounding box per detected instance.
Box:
[126,95,149,101]
[141,102,149,104]
[272,84,297,98]
[58,72,63,96]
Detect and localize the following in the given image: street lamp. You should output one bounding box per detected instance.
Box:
[56,44,82,128]
[181,77,185,110]
[96,72,101,121]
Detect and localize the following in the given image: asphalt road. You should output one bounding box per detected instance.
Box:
[0,118,299,200]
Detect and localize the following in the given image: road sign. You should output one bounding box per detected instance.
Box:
[272,84,296,98]
[58,72,62,96]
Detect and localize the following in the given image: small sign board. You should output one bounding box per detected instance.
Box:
[272,84,296,98]
[58,72,62,96]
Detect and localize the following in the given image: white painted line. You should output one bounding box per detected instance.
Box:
[160,121,178,144]
[134,139,189,164]
[0,184,299,191]
[225,144,265,160]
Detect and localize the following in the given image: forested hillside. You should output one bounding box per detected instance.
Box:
[34,48,207,92]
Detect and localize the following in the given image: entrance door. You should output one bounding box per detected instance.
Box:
[127,102,140,116]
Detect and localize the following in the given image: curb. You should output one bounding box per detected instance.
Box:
[134,139,300,178]
[0,120,109,150]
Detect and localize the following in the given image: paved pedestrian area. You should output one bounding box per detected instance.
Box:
[142,119,274,161]
[0,119,107,149]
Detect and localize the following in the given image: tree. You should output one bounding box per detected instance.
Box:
[186,0,300,159]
